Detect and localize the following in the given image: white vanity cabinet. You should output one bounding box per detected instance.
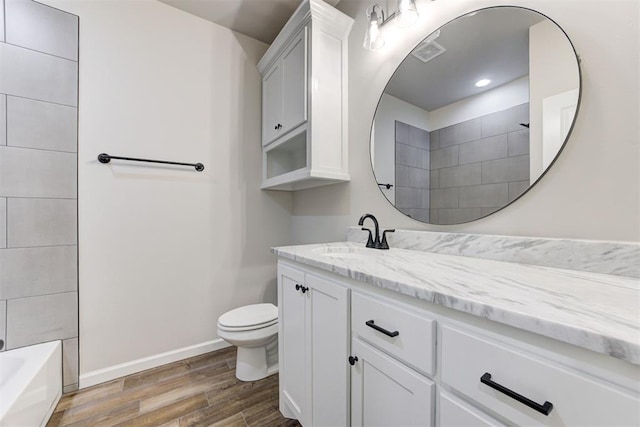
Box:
[276,259,640,427]
[277,262,350,427]
[351,337,435,426]
[258,0,353,191]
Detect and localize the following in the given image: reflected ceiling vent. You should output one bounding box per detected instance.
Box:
[411,40,446,63]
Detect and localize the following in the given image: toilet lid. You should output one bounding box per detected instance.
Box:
[218,303,278,329]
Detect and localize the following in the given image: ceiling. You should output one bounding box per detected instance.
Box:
[159,0,341,44]
[384,8,546,111]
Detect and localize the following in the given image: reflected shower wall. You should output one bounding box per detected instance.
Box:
[0,0,79,392]
[395,121,431,222]
[394,103,530,225]
[429,103,530,225]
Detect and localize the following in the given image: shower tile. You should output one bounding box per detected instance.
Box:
[0,95,6,146]
[458,134,508,165]
[0,245,77,300]
[396,165,410,187]
[0,300,5,352]
[439,118,481,148]
[6,291,78,349]
[430,170,439,189]
[409,125,429,149]
[459,183,509,208]
[0,198,5,248]
[7,96,78,152]
[431,146,458,169]
[482,155,530,184]
[420,148,430,170]
[5,0,78,61]
[395,121,409,144]
[0,43,78,106]
[439,163,482,188]
[430,130,440,150]
[0,146,77,198]
[7,198,77,247]
[508,129,530,157]
[409,167,430,189]
[395,186,423,209]
[63,337,78,386]
[481,103,530,137]
[430,188,459,209]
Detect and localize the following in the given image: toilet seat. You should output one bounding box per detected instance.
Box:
[218,303,278,332]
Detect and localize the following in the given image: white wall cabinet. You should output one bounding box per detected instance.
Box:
[277,262,349,427]
[258,0,353,191]
[277,259,640,427]
[262,29,307,146]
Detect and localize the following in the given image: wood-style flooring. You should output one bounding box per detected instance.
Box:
[47,346,301,427]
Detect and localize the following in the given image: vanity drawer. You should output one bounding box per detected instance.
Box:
[439,391,504,427]
[441,325,640,426]
[352,292,435,376]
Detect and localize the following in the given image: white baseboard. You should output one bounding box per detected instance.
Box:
[79,339,231,389]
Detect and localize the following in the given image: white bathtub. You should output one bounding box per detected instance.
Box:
[0,341,62,427]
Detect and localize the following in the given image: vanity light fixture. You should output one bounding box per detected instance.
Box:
[363,0,426,50]
[475,78,491,87]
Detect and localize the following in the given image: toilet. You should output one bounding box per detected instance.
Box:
[217,303,278,381]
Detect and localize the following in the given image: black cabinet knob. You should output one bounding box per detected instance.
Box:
[295,284,301,291]
[274,125,278,130]
[348,356,358,366]
[300,286,309,293]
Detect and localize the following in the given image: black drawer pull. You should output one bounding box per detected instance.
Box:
[480,373,553,416]
[365,320,399,337]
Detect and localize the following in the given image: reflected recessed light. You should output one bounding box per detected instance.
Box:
[475,79,491,87]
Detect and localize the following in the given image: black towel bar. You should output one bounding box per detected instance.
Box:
[98,153,204,172]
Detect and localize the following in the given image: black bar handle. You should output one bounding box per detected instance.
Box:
[365,320,399,338]
[98,153,204,172]
[377,183,393,189]
[480,373,553,416]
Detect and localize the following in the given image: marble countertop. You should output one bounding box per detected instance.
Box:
[272,242,640,365]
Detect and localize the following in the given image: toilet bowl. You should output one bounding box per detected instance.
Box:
[217,303,278,381]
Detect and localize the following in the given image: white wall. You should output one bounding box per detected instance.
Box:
[373,93,430,203]
[292,0,639,243]
[428,76,529,130]
[529,19,580,182]
[41,0,293,386]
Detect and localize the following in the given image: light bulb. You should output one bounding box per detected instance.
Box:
[395,0,419,28]
[363,8,385,50]
[475,79,491,87]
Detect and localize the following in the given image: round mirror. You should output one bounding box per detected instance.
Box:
[370,6,581,225]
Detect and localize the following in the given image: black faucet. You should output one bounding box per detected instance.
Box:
[358,213,395,250]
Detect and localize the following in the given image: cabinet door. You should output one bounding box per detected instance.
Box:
[281,27,307,134]
[351,338,434,427]
[307,274,349,427]
[278,264,308,423]
[263,63,282,145]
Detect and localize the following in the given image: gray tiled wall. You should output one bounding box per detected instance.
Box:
[395,121,430,222]
[429,103,530,225]
[0,0,79,391]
